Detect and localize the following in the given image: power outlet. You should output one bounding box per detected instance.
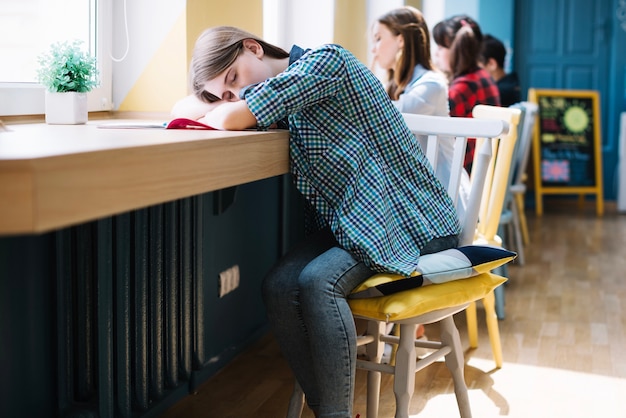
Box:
[219,265,240,298]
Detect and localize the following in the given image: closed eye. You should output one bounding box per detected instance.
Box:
[225,69,236,86]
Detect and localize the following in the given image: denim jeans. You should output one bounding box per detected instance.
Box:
[261,228,458,417]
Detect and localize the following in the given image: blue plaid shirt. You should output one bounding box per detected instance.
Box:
[242,44,460,275]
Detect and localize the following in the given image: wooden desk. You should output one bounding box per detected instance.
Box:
[0,121,295,418]
[0,122,290,235]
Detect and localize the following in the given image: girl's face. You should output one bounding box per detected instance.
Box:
[434,45,451,73]
[371,22,403,71]
[204,40,274,102]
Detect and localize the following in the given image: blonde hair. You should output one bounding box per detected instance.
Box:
[190,26,289,103]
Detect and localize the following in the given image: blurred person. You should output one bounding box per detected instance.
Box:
[481,34,521,106]
[372,6,470,220]
[433,15,500,172]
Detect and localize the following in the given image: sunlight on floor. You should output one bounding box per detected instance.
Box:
[412,358,626,418]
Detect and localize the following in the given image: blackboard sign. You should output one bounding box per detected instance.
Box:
[528,89,604,216]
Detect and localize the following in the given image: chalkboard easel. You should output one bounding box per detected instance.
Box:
[528,89,604,216]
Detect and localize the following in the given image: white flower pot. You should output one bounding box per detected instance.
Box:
[45,91,88,125]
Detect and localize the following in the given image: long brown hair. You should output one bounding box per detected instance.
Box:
[190,26,289,103]
[432,15,483,79]
[377,6,434,100]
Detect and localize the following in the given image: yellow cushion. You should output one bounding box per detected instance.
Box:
[348,272,507,322]
[350,245,515,298]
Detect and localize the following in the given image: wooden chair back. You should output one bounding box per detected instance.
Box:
[401,113,508,246]
[471,105,522,244]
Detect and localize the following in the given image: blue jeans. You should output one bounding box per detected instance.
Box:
[262,228,458,417]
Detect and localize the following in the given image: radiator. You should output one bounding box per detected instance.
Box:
[55,197,204,417]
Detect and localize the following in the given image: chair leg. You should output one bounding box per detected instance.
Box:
[467,284,505,362]
[465,302,478,348]
[492,265,506,320]
[515,193,530,245]
[440,316,472,418]
[510,198,525,265]
[393,323,418,418]
[287,380,305,418]
[482,291,503,368]
[365,321,386,418]
[390,324,400,366]
[366,372,381,418]
[505,222,515,252]
[494,282,506,320]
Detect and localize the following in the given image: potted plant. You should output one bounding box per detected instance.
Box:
[37,40,99,124]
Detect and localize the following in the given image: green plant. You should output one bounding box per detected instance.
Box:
[37,40,99,93]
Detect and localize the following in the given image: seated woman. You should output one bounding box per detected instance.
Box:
[372,6,470,219]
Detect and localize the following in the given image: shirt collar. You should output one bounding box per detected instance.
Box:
[289,45,309,65]
[241,45,309,100]
[407,64,428,86]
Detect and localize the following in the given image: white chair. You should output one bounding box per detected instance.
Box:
[490,102,537,319]
[287,113,512,418]
[507,101,539,261]
[466,105,521,339]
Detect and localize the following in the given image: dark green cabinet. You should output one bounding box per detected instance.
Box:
[0,176,303,418]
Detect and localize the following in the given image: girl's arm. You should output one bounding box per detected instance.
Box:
[199,100,258,130]
[171,94,218,120]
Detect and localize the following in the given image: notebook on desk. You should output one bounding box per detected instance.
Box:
[98,118,218,130]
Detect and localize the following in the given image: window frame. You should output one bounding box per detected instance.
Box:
[0,0,113,117]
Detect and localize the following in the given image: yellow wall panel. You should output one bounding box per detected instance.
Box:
[334,0,368,64]
[406,0,423,10]
[186,0,264,67]
[118,11,188,112]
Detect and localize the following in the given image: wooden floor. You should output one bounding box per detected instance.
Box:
[162,199,626,418]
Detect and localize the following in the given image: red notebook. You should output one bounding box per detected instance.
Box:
[98,118,218,130]
[165,118,217,130]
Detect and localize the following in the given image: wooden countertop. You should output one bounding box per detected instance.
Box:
[0,121,290,235]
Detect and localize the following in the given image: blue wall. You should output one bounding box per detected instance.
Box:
[606,0,626,199]
[441,0,624,200]
[442,0,516,71]
[445,0,478,22]
[478,0,515,72]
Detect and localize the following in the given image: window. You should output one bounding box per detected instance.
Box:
[0,0,112,116]
[262,0,334,50]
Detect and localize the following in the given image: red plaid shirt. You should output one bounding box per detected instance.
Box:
[448,68,500,171]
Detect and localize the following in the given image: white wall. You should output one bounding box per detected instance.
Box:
[263,0,335,51]
[111,0,185,109]
[108,0,477,111]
